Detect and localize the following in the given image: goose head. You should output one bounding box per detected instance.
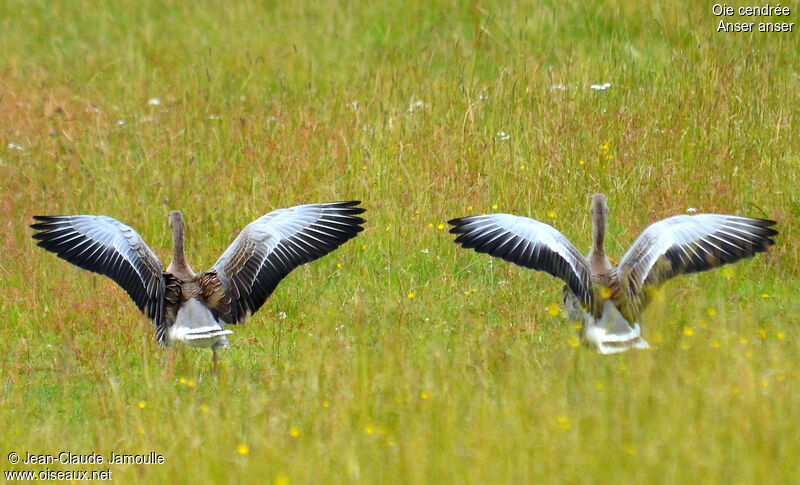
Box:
[169,210,184,231]
[590,193,608,219]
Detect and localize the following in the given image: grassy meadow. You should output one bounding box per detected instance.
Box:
[2,0,799,482]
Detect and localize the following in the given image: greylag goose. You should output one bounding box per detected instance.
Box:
[31,201,366,374]
[448,194,777,353]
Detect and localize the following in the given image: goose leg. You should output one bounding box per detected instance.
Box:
[212,350,219,377]
[168,348,175,377]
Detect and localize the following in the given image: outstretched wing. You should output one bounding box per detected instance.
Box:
[616,214,777,311]
[448,213,593,306]
[30,215,166,332]
[211,201,366,324]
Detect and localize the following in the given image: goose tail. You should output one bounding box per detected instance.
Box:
[582,300,650,354]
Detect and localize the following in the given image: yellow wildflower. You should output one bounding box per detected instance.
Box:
[237,444,249,455]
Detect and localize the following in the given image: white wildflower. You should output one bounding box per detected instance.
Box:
[590,82,612,91]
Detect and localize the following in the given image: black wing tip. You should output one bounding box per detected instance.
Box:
[354,221,366,232]
[327,200,365,210]
[323,202,367,227]
[30,215,65,230]
[341,215,368,230]
[733,216,778,229]
[448,215,477,225]
[764,225,779,239]
[448,216,481,234]
[743,217,779,241]
[752,218,778,234]
[447,218,463,229]
[319,201,367,218]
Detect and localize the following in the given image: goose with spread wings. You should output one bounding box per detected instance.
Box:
[31,201,366,374]
[448,194,776,354]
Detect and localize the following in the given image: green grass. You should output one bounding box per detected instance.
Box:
[2,0,799,483]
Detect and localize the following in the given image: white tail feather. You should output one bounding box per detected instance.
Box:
[582,301,650,354]
[168,299,233,349]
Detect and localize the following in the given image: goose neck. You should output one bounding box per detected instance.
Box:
[169,211,194,276]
